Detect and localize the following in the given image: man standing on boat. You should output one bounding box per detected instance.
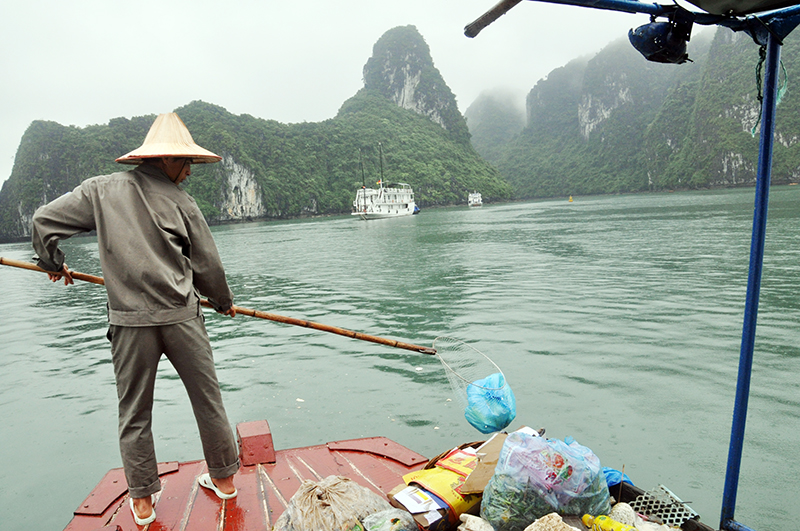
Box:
[31,113,240,525]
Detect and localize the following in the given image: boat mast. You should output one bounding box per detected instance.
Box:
[359,148,366,211]
[375,142,386,206]
[378,142,384,192]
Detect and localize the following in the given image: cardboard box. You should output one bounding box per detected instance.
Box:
[460,433,508,495]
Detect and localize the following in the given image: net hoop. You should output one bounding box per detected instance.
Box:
[432,336,507,391]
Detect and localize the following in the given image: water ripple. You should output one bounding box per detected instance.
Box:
[2,188,799,530]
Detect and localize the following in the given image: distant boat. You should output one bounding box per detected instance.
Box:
[352,143,417,220]
[352,181,417,220]
[468,191,483,207]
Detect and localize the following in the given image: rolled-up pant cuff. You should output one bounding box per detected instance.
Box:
[209,459,241,479]
[128,477,161,499]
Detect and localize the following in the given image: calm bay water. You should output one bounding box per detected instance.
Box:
[1,187,798,530]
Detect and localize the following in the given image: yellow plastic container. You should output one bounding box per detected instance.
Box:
[581,514,637,531]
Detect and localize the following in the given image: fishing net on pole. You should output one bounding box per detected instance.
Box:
[433,337,516,434]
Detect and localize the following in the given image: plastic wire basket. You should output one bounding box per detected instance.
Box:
[629,485,699,527]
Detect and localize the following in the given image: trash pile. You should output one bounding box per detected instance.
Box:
[272,426,709,531]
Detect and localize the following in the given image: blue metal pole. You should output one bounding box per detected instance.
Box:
[720,33,782,531]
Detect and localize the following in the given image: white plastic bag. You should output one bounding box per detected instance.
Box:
[480,432,610,531]
[273,475,393,531]
[363,508,418,531]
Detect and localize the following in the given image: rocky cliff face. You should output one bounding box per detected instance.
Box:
[363,25,471,144]
[578,80,633,138]
[477,24,800,198]
[217,158,265,220]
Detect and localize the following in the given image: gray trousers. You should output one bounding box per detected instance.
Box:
[108,316,240,498]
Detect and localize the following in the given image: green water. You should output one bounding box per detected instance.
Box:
[1,188,798,530]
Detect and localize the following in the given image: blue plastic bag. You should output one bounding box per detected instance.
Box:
[602,467,633,488]
[464,372,516,434]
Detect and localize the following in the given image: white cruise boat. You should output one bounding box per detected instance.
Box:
[468,191,483,207]
[352,181,417,220]
[352,142,418,220]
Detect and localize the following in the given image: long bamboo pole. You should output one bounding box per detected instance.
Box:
[0,256,436,355]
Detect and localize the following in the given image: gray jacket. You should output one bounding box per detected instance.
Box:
[32,164,233,326]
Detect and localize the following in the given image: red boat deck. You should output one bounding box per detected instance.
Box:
[65,420,428,531]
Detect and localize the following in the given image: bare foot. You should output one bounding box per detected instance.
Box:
[212,475,236,495]
[132,496,154,519]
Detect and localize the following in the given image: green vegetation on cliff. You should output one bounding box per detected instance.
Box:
[0,116,153,239]
[180,93,510,220]
[0,25,511,242]
[0,93,509,241]
[472,27,800,199]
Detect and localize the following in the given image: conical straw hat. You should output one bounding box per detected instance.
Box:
[116,113,222,165]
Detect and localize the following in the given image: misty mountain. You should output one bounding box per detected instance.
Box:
[468,26,800,198]
[0,26,511,242]
[364,25,472,145]
[464,90,525,164]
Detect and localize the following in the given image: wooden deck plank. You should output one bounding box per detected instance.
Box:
[223,464,269,531]
[328,448,416,494]
[73,468,127,517]
[327,437,428,467]
[183,462,236,531]
[64,425,428,531]
[256,452,308,519]
[147,460,206,531]
[254,463,285,528]
[66,462,183,531]
[285,445,366,483]
[286,443,414,498]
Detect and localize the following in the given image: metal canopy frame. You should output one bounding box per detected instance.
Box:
[465,2,800,530]
[685,0,799,16]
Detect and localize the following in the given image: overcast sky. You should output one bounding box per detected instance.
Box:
[0,0,646,185]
